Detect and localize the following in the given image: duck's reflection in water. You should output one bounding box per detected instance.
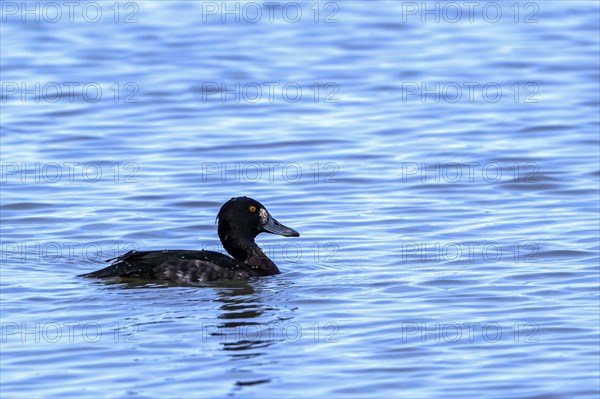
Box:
[208,279,295,356]
[206,278,296,391]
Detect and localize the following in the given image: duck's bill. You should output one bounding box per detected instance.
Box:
[262,215,300,237]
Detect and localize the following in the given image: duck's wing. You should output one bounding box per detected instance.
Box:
[79,250,151,278]
[79,250,255,282]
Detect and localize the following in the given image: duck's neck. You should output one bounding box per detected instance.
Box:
[219,229,280,275]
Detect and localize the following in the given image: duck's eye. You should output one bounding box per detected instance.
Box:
[249,206,257,212]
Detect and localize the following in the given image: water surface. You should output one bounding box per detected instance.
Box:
[1,1,599,398]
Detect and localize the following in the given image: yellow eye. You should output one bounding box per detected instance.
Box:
[249,206,257,212]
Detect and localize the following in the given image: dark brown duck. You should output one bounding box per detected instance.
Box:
[80,197,299,283]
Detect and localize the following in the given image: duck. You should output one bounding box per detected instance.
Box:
[80,197,299,283]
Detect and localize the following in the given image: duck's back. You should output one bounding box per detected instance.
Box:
[80,250,257,282]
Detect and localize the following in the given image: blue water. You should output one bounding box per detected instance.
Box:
[1,1,599,398]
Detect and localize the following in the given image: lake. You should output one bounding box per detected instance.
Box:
[1,1,599,398]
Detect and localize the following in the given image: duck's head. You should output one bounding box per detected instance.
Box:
[217,197,300,246]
